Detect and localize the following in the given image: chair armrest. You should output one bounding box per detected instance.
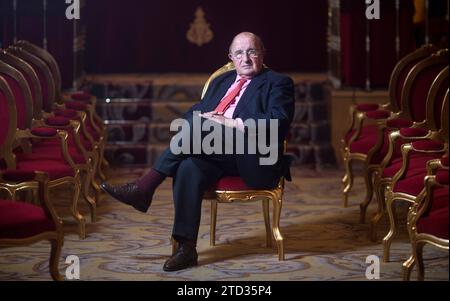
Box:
[378,130,434,170]
[345,109,388,145]
[45,108,96,146]
[15,129,78,170]
[412,171,449,224]
[0,171,63,233]
[426,155,449,177]
[391,143,446,185]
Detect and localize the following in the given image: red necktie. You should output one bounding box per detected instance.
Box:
[214,78,247,114]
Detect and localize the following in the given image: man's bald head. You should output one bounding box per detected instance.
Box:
[229,32,265,54]
[228,32,265,78]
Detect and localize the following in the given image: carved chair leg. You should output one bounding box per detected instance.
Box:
[262,199,271,248]
[382,193,397,262]
[49,238,63,281]
[402,254,416,281]
[89,153,103,202]
[210,200,218,246]
[360,167,374,224]
[271,195,284,261]
[342,154,354,207]
[98,140,108,181]
[69,178,86,239]
[369,180,386,242]
[416,241,426,281]
[82,168,97,223]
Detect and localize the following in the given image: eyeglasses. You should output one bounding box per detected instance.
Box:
[230,49,260,59]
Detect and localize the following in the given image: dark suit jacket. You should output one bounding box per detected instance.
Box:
[184,68,295,189]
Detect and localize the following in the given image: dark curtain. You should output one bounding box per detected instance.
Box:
[85,0,328,73]
[340,0,415,88]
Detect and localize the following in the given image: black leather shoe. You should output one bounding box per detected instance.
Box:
[100,182,151,213]
[163,243,198,272]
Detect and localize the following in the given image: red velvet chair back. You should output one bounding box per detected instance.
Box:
[438,91,449,142]
[0,76,17,169]
[0,51,44,120]
[0,61,33,130]
[425,67,449,134]
[400,50,448,124]
[388,44,437,112]
[16,41,62,100]
[5,47,56,113]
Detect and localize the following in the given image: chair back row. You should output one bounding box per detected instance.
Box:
[0,76,17,169]
[388,44,438,112]
[0,51,43,119]
[400,50,448,127]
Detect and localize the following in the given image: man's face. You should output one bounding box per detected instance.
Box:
[229,35,264,78]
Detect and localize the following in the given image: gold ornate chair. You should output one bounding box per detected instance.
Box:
[0,49,98,224]
[402,156,448,281]
[369,55,449,241]
[0,171,64,281]
[341,44,437,222]
[0,73,85,238]
[382,88,448,261]
[15,40,109,182]
[5,45,104,203]
[172,62,287,260]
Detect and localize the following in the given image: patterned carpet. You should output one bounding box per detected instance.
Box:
[0,167,448,281]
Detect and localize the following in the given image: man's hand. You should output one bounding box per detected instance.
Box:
[200,111,236,128]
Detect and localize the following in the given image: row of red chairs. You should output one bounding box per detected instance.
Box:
[341,45,449,280]
[0,41,108,279]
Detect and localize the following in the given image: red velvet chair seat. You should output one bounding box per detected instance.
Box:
[412,140,445,151]
[0,200,55,239]
[16,159,74,180]
[56,107,103,131]
[65,101,88,111]
[382,154,439,178]
[417,205,449,239]
[393,172,427,195]
[54,108,78,119]
[436,170,449,185]
[70,92,93,102]
[355,103,379,112]
[365,110,391,119]
[386,118,413,128]
[18,144,86,165]
[399,127,429,137]
[344,125,377,143]
[31,127,58,137]
[213,176,252,191]
[426,187,450,213]
[53,109,100,142]
[348,127,379,153]
[36,133,93,152]
[45,116,71,127]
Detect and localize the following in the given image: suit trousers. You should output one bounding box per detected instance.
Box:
[152,117,240,241]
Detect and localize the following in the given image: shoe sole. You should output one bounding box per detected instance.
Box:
[163,259,198,272]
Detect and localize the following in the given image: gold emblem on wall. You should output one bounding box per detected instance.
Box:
[187,7,213,47]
